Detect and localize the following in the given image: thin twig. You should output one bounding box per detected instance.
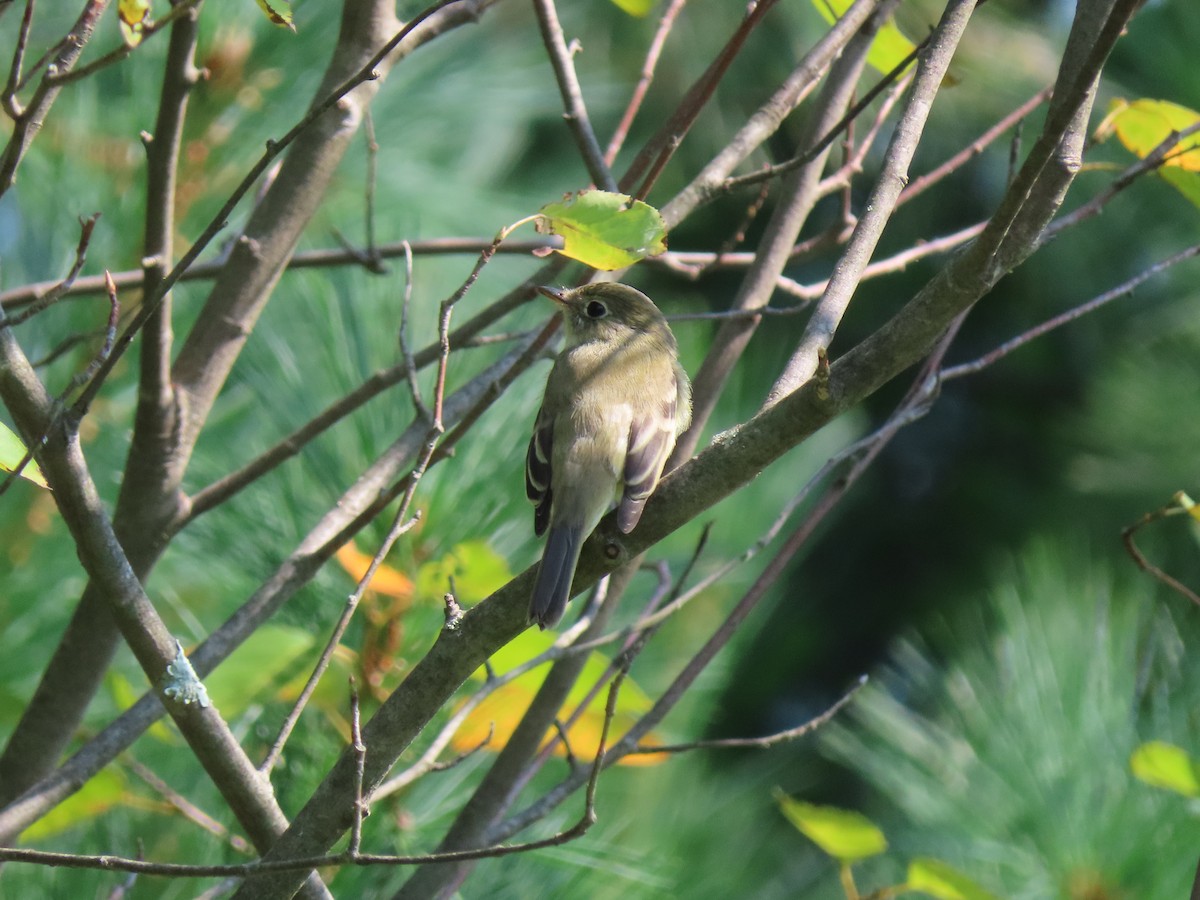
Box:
[349,680,368,857]
[66,0,475,417]
[602,0,687,166]
[1043,119,1200,241]
[1122,494,1200,609]
[767,0,977,404]
[42,0,204,87]
[397,240,428,417]
[363,112,382,269]
[898,86,1053,207]
[940,242,1200,381]
[122,756,254,855]
[532,0,617,191]
[2,0,34,117]
[258,510,422,777]
[628,675,866,755]
[0,238,559,310]
[721,32,928,195]
[619,0,784,199]
[1,213,99,328]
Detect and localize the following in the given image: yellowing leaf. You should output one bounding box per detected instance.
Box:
[1176,491,1200,523]
[1131,740,1200,797]
[536,191,667,271]
[1098,98,1200,171]
[336,542,415,602]
[0,421,48,489]
[451,628,665,766]
[907,857,1000,900]
[118,0,151,47]
[775,792,888,861]
[1096,98,1200,210]
[415,540,511,606]
[609,0,655,17]
[255,0,296,30]
[811,0,916,75]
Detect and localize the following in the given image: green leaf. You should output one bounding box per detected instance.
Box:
[204,625,316,716]
[21,769,128,840]
[536,191,667,271]
[1131,741,1200,797]
[415,540,513,606]
[811,0,916,75]
[0,420,48,489]
[255,0,296,30]
[774,792,888,861]
[907,857,1000,900]
[608,0,655,17]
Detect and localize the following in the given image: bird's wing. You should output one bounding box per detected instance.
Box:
[616,391,677,534]
[525,404,554,537]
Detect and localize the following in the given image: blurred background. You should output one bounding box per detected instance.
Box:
[1,0,1198,896]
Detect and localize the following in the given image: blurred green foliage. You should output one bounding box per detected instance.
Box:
[0,0,1198,897]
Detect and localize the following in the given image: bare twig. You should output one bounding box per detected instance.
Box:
[363,112,383,269]
[941,242,1200,381]
[0,238,559,310]
[123,756,253,855]
[602,0,687,166]
[628,675,866,755]
[69,0,482,417]
[721,32,928,195]
[532,0,617,191]
[0,0,108,194]
[349,680,368,857]
[0,214,99,328]
[42,0,204,87]
[767,0,977,405]
[1043,119,1200,240]
[898,86,1053,207]
[2,0,34,117]
[397,240,428,417]
[1122,493,1200,609]
[620,0,784,200]
[659,0,886,225]
[258,510,422,777]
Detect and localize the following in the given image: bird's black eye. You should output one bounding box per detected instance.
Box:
[585,300,608,319]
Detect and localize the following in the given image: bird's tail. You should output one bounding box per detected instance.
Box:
[530,524,584,629]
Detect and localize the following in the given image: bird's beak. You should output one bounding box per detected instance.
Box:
[537,285,570,306]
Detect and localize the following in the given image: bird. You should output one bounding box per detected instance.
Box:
[525,282,692,629]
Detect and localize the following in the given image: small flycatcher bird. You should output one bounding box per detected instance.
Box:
[526,283,692,629]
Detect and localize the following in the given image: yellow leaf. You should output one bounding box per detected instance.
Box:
[255,0,296,31]
[775,791,888,861]
[609,0,655,16]
[907,857,1000,900]
[117,0,152,47]
[1131,741,1200,797]
[0,421,48,489]
[1098,98,1200,172]
[336,542,415,602]
[451,629,666,766]
[811,0,916,76]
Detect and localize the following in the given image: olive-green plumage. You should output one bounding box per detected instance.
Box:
[526,283,691,629]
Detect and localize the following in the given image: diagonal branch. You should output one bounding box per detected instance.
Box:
[532,0,617,191]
